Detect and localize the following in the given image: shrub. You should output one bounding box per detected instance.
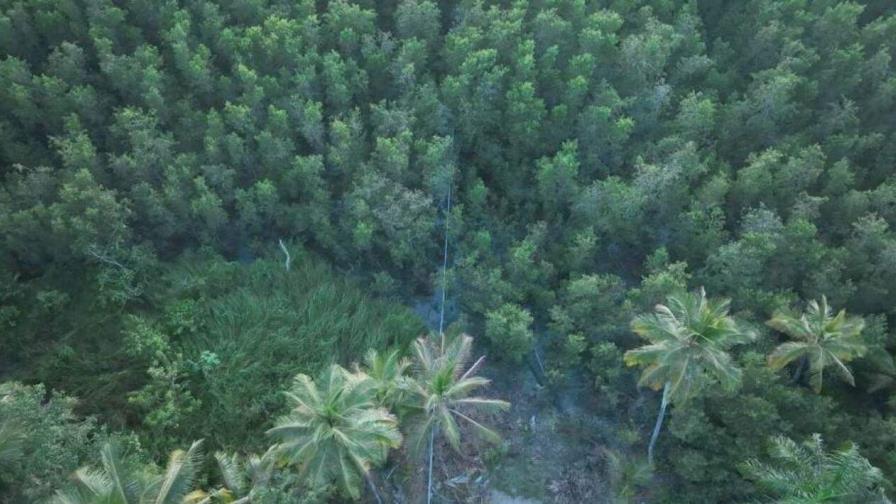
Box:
[485,303,534,363]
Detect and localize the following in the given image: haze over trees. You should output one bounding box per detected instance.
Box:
[2,0,896,502]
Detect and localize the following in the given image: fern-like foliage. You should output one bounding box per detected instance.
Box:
[742,434,891,503]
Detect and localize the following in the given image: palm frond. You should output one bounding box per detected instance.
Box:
[767,342,810,371]
[743,434,889,503]
[214,452,248,497]
[100,442,136,503]
[151,439,204,504]
[72,467,114,498]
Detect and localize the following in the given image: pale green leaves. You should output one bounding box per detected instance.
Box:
[766,296,866,393]
[624,288,756,405]
[51,441,205,504]
[406,333,510,457]
[742,434,891,503]
[266,364,401,501]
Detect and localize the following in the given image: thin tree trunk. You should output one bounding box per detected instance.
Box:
[792,356,807,384]
[278,238,291,271]
[365,472,383,504]
[648,383,670,466]
[427,427,436,504]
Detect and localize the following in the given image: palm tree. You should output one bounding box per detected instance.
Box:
[51,440,205,504]
[624,288,755,465]
[407,332,510,504]
[742,434,891,503]
[266,364,401,502]
[767,296,866,393]
[358,348,411,410]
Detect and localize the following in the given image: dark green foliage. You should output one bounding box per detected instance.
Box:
[661,352,849,502]
[484,303,534,363]
[742,434,890,503]
[0,247,421,464]
[2,0,896,501]
[127,250,423,453]
[0,382,133,504]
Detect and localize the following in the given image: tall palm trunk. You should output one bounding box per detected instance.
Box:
[426,427,436,504]
[792,356,808,383]
[648,383,670,466]
[365,472,383,504]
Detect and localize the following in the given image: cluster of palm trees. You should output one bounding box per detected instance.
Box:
[625,288,874,498]
[52,332,508,503]
[52,288,877,502]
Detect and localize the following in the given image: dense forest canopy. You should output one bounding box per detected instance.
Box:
[2,0,896,502]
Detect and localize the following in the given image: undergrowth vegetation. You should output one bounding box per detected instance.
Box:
[3,0,896,501]
[3,247,423,462]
